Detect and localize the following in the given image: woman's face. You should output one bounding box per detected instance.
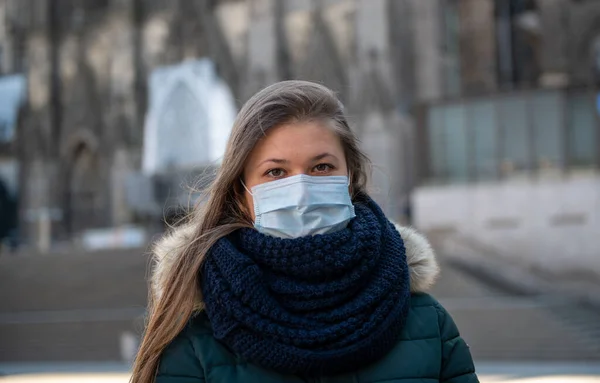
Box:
[242,120,348,220]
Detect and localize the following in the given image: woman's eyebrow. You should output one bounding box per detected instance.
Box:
[257,153,337,167]
[258,158,290,167]
[312,153,338,161]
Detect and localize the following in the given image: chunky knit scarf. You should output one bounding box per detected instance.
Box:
[201,196,411,376]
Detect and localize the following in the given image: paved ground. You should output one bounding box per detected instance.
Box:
[1,363,600,382]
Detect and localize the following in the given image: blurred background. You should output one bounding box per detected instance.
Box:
[0,0,600,382]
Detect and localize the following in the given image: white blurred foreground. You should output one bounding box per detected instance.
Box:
[0,374,128,383]
[1,363,600,383]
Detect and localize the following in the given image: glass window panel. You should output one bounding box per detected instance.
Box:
[427,106,447,181]
[499,95,529,176]
[567,93,596,168]
[532,91,562,172]
[444,104,468,181]
[469,100,497,180]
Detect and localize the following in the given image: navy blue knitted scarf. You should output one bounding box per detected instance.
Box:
[201,196,410,376]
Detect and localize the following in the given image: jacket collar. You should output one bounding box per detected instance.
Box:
[151,223,439,311]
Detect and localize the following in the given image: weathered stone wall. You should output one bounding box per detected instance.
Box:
[458,0,497,94]
[12,0,238,242]
[9,0,600,243]
[216,0,416,220]
[566,0,600,85]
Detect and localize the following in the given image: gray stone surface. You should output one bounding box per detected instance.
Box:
[2,244,600,363]
[432,241,600,362]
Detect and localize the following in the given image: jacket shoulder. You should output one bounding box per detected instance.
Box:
[409,293,462,339]
[409,292,440,308]
[156,313,217,381]
[157,322,205,381]
[184,312,215,336]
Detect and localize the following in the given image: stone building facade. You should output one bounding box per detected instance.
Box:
[1,0,600,246]
[1,0,238,244]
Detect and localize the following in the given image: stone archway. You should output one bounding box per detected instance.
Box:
[295,9,348,100]
[351,65,413,222]
[64,141,102,234]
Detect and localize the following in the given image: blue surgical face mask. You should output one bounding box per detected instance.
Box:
[243,174,356,239]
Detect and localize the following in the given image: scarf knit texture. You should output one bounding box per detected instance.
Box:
[201,196,411,376]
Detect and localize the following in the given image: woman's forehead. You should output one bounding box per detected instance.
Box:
[246,121,345,165]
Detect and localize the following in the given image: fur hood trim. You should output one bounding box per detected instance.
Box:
[151,224,439,311]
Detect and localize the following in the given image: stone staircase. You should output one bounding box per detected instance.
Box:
[1,245,600,364]
[0,249,150,362]
[433,258,600,362]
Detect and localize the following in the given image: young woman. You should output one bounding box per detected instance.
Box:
[131,80,478,383]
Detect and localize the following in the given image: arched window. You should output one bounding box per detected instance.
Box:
[155,81,210,171]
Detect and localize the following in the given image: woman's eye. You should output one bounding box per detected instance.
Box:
[314,163,334,173]
[266,168,285,178]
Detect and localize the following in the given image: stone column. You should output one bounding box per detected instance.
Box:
[408,0,443,102]
[538,0,569,87]
[242,0,279,100]
[458,0,497,94]
[111,148,133,226]
[352,0,414,220]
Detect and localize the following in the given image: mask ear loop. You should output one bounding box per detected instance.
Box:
[347,172,354,197]
[241,179,254,196]
[239,179,257,224]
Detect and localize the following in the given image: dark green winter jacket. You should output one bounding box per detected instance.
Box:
[151,225,478,383]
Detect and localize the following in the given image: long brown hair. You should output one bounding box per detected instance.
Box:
[130,80,372,382]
